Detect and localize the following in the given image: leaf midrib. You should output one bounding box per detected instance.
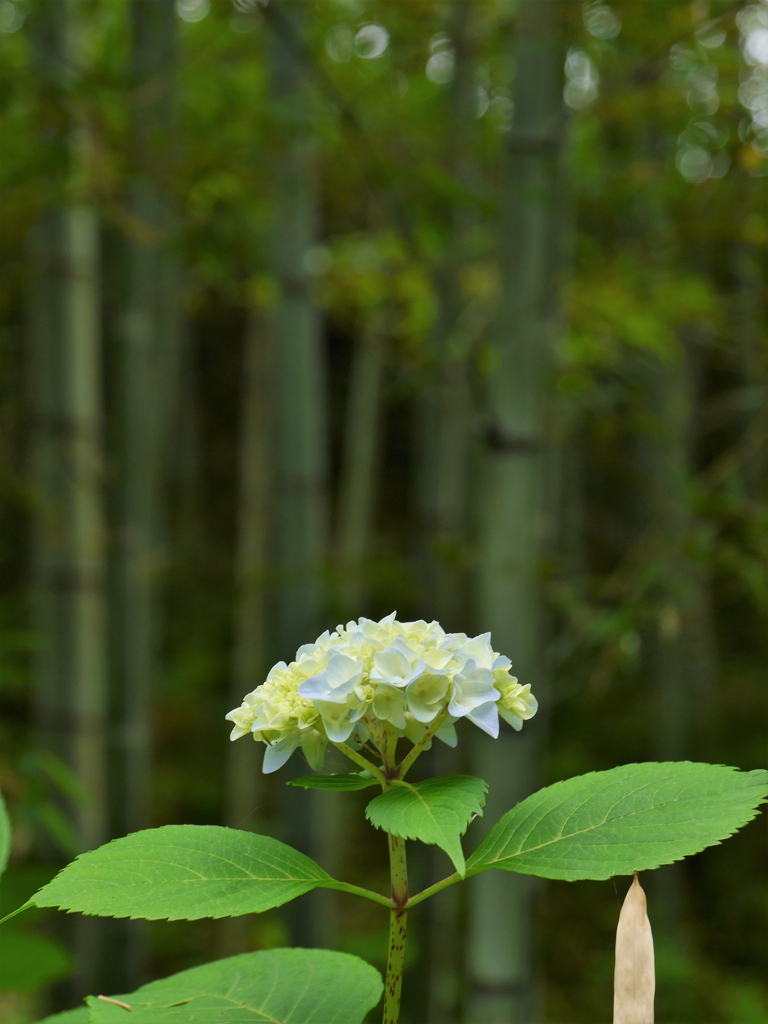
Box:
[472,771,757,869]
[390,781,457,845]
[103,958,364,1024]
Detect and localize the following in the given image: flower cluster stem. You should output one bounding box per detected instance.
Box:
[383,832,408,1024]
[397,705,450,778]
[333,741,386,785]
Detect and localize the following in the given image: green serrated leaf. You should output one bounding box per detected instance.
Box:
[0,789,10,878]
[29,825,332,921]
[37,1008,90,1024]
[467,762,768,882]
[86,948,382,1023]
[366,775,487,876]
[288,773,379,792]
[0,926,72,991]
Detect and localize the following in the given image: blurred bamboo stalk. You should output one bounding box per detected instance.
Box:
[423,5,476,1021]
[28,0,108,997]
[466,1,564,1020]
[416,0,475,636]
[735,224,768,495]
[219,308,272,956]
[111,0,180,987]
[269,0,327,671]
[268,0,333,949]
[114,0,179,837]
[614,874,655,1024]
[336,312,385,614]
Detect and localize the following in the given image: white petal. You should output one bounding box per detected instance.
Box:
[325,654,364,689]
[324,717,356,742]
[316,701,356,743]
[301,729,328,771]
[499,705,524,731]
[228,722,251,741]
[436,720,458,747]
[372,646,411,681]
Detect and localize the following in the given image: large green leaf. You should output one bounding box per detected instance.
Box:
[37,1009,90,1024]
[366,775,487,876]
[28,826,332,921]
[0,926,71,991]
[85,948,382,1023]
[467,762,768,881]
[288,772,379,792]
[0,789,10,878]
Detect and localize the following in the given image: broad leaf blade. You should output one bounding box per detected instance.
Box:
[86,948,383,1024]
[0,789,10,878]
[467,762,768,881]
[37,1009,90,1024]
[288,773,378,792]
[366,775,487,876]
[30,825,331,921]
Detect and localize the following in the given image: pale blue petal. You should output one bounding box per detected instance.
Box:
[262,735,299,773]
[467,701,499,738]
[299,676,341,702]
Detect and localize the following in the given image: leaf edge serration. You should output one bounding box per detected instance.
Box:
[466,761,768,882]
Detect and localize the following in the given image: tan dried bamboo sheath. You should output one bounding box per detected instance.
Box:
[614,873,655,1024]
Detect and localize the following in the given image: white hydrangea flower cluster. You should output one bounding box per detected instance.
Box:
[225,612,537,774]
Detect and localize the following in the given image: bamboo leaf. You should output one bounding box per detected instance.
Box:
[288,772,379,792]
[366,775,487,876]
[27,825,332,921]
[614,873,654,1024]
[467,762,768,881]
[0,790,9,878]
[85,948,383,1023]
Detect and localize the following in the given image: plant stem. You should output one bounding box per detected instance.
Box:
[397,706,450,778]
[383,832,408,1024]
[333,741,386,785]
[406,870,462,909]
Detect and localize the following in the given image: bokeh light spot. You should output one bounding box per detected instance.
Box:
[355,24,389,60]
[176,0,210,23]
[326,24,354,63]
[426,51,455,85]
[0,0,24,33]
[583,3,621,40]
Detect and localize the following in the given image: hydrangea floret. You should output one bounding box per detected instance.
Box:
[226,612,537,774]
